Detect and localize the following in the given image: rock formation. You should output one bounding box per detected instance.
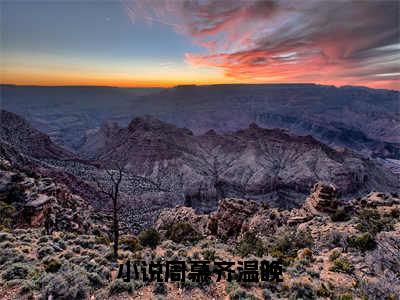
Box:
[83,116,398,212]
[303,182,339,214]
[0,157,110,235]
[208,198,259,239]
[154,205,209,237]
[0,110,74,160]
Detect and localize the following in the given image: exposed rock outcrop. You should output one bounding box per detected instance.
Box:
[154,198,290,241]
[287,182,339,225]
[303,182,339,215]
[242,208,288,237]
[208,198,259,239]
[0,158,110,235]
[154,205,209,237]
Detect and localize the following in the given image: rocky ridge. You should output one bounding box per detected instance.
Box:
[0,157,110,235]
[87,116,398,211]
[4,84,399,158]
[155,182,400,242]
[0,110,74,160]
[1,109,398,233]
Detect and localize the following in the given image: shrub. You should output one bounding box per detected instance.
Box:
[269,229,314,265]
[263,289,272,300]
[87,272,105,288]
[177,248,188,258]
[0,201,16,228]
[20,234,32,243]
[166,222,201,244]
[237,232,265,257]
[153,282,167,295]
[202,249,216,261]
[70,255,90,266]
[0,241,13,249]
[0,232,14,243]
[329,250,341,262]
[162,240,178,250]
[38,236,50,244]
[138,228,161,249]
[55,240,67,250]
[37,246,54,259]
[119,235,141,252]
[389,208,400,219]
[316,283,331,297]
[60,251,73,260]
[356,209,393,235]
[176,279,204,291]
[105,250,116,261]
[0,224,11,232]
[331,208,351,222]
[75,236,94,249]
[0,248,25,266]
[307,269,320,278]
[2,263,31,281]
[91,226,105,236]
[225,282,239,294]
[328,230,346,248]
[330,257,354,274]
[94,257,109,267]
[83,259,99,273]
[164,249,174,259]
[191,251,202,261]
[347,233,376,252]
[229,287,259,300]
[44,257,62,273]
[288,282,316,300]
[108,279,134,295]
[339,294,354,300]
[64,232,77,240]
[94,235,110,245]
[208,218,218,235]
[72,246,81,254]
[19,279,37,295]
[39,264,89,300]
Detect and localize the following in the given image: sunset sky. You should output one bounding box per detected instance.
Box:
[1,0,399,89]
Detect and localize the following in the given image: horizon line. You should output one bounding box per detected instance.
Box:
[1,82,398,92]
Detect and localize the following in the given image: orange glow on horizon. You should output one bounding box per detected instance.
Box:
[1,64,398,90]
[2,76,398,90]
[0,67,238,88]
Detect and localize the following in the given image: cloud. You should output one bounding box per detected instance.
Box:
[124,0,400,89]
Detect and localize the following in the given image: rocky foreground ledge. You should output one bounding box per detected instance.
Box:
[156,182,399,241]
[0,157,399,299]
[153,183,400,299]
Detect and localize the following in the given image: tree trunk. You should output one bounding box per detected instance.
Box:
[113,196,119,260]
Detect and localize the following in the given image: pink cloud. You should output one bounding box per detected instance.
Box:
[124,0,400,89]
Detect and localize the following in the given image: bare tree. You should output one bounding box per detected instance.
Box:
[91,160,186,258]
[93,162,124,260]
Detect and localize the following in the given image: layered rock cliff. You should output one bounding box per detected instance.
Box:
[85,117,398,211]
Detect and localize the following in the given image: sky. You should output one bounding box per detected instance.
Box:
[1,0,399,89]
